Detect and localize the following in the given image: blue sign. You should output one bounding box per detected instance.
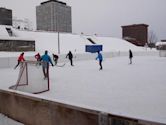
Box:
[85,45,103,53]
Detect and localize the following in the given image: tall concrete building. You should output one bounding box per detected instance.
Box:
[36,0,72,33]
[0,7,12,26]
[121,24,149,46]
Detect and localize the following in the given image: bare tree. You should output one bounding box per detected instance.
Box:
[148,30,158,48]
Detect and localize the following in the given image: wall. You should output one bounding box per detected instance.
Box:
[0,51,159,68]
[0,89,98,125]
[0,56,33,68]
[0,89,164,125]
[0,39,35,51]
[122,24,148,46]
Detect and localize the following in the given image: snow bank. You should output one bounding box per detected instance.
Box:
[0,25,154,54]
[0,25,11,37]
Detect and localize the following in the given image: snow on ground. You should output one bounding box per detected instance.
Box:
[0,56,166,124]
[0,25,149,55]
[89,36,144,52]
[0,113,23,125]
[0,25,156,60]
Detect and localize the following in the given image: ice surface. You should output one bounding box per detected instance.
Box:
[0,56,166,124]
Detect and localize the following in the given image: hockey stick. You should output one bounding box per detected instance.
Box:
[55,63,66,67]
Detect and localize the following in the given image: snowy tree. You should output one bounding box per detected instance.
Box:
[13,17,33,31]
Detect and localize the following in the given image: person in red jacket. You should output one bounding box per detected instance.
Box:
[14,52,25,69]
[35,53,41,61]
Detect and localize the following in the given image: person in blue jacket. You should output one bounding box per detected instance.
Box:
[40,50,54,79]
[96,51,103,70]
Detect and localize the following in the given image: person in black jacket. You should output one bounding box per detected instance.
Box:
[129,49,133,64]
[66,51,74,66]
[52,53,59,65]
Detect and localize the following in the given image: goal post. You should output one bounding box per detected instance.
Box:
[9,61,50,94]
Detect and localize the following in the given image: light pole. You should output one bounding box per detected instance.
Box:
[58,31,60,54]
[55,11,60,54]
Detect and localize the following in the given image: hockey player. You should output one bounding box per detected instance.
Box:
[35,53,41,61]
[40,50,54,79]
[129,49,133,64]
[52,53,59,65]
[96,51,103,70]
[14,52,25,69]
[35,53,41,66]
[66,51,74,66]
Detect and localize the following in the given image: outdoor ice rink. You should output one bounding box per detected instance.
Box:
[0,55,166,124]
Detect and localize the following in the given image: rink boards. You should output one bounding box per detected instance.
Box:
[0,89,164,125]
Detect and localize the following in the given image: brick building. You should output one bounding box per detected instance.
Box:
[0,7,12,26]
[36,0,72,32]
[121,24,149,46]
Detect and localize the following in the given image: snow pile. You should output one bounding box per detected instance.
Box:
[95,36,145,52]
[156,42,166,46]
[0,25,11,37]
[0,25,150,55]
[15,29,146,54]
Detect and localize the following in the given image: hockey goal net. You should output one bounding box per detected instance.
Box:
[9,61,50,94]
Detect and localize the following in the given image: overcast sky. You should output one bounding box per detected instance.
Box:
[1,0,166,40]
